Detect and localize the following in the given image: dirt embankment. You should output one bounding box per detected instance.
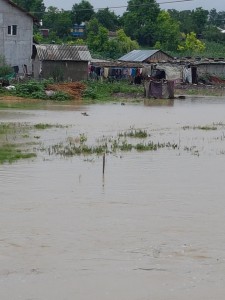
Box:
[0,82,86,103]
[46,82,86,100]
[1,81,225,104]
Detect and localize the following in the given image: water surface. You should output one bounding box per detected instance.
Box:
[0,97,225,300]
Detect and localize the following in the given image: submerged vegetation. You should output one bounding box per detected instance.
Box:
[48,138,178,157]
[0,123,35,164]
[0,144,36,164]
[0,122,66,164]
[183,125,218,130]
[119,129,148,138]
[1,120,225,164]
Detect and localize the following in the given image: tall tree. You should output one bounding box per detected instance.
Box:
[208,9,219,26]
[216,11,225,28]
[86,18,108,53]
[168,8,208,36]
[202,25,225,43]
[168,9,195,34]
[42,7,73,38]
[106,29,139,58]
[12,0,45,19]
[154,10,180,51]
[71,0,95,25]
[122,0,160,46]
[95,8,121,31]
[192,7,209,36]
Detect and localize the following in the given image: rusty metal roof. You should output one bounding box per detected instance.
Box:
[35,44,92,61]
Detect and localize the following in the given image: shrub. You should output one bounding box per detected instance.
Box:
[0,55,13,78]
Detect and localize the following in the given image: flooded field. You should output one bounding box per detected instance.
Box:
[1,97,225,300]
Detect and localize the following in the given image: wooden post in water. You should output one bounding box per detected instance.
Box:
[103,153,105,175]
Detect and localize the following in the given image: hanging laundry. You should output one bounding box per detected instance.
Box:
[104,68,109,78]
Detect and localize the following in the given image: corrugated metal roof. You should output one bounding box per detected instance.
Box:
[118,50,160,62]
[35,44,92,61]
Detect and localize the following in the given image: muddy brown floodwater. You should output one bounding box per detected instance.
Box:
[1,96,225,300]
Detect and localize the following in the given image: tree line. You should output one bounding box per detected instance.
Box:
[12,0,225,58]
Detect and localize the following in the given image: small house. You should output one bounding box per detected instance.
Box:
[32,44,92,81]
[71,23,85,38]
[118,50,173,64]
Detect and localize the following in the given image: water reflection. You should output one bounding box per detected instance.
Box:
[144,98,174,107]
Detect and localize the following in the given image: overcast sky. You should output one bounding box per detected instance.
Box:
[44,0,225,14]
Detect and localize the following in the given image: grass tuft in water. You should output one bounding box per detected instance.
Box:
[119,129,148,139]
[195,125,217,131]
[0,144,36,164]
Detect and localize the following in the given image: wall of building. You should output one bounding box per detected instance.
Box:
[32,55,42,79]
[145,51,172,63]
[34,61,89,81]
[197,64,225,78]
[0,0,33,74]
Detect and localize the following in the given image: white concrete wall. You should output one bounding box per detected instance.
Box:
[197,64,225,78]
[0,0,33,74]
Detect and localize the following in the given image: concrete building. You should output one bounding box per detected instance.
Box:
[71,23,85,38]
[0,0,35,75]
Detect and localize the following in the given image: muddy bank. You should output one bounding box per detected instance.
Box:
[175,83,225,97]
[1,83,225,106]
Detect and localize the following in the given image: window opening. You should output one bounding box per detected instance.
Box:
[8,25,17,35]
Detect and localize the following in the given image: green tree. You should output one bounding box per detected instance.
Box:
[43,7,73,38]
[178,32,206,53]
[168,9,195,34]
[216,11,225,28]
[67,39,85,45]
[154,10,180,51]
[33,32,44,43]
[115,29,139,52]
[192,7,209,36]
[72,0,95,25]
[209,9,225,29]
[95,8,121,31]
[203,25,225,43]
[12,0,45,19]
[106,29,139,58]
[86,18,109,53]
[208,9,219,26]
[86,18,139,58]
[122,0,160,46]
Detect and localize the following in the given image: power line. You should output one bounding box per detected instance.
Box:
[28,0,194,14]
[74,0,194,11]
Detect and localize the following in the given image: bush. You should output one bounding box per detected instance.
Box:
[12,81,46,98]
[10,80,71,101]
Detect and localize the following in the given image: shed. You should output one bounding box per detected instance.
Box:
[118,50,173,63]
[32,44,92,81]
